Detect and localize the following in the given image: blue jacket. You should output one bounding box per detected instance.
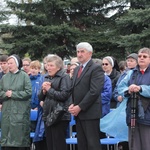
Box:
[118,65,150,126]
[30,73,44,109]
[101,75,112,117]
[113,68,130,107]
[33,106,45,142]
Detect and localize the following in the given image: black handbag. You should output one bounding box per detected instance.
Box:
[46,102,66,126]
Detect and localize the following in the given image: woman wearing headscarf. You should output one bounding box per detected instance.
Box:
[0,54,32,150]
[100,53,138,143]
[102,56,120,108]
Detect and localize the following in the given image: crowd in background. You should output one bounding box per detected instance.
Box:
[0,43,150,150]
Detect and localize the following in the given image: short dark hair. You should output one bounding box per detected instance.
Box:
[0,55,8,62]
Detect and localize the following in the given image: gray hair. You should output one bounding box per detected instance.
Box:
[76,42,93,52]
[138,47,150,56]
[46,55,64,69]
[93,58,102,66]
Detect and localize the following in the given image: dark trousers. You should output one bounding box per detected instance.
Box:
[45,121,69,150]
[34,137,47,150]
[129,123,150,150]
[76,118,102,150]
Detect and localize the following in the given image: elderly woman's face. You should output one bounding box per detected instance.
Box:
[47,61,60,76]
[8,58,18,73]
[102,58,113,73]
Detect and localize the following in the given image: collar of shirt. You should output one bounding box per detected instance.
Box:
[140,68,147,72]
[81,59,91,70]
[104,72,111,76]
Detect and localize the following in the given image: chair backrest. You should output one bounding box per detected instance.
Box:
[30,110,38,121]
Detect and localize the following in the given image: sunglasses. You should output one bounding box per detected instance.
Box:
[138,55,149,59]
[102,63,109,66]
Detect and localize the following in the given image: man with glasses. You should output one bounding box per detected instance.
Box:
[118,47,150,150]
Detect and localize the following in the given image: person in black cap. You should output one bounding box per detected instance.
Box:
[0,54,32,150]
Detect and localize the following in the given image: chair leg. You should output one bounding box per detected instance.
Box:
[110,145,113,150]
[73,144,75,150]
[115,143,119,150]
[107,144,110,150]
[70,144,72,150]
[31,143,35,150]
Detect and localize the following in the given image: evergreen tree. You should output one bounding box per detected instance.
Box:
[114,0,150,56]
[0,1,7,22]
[0,0,127,60]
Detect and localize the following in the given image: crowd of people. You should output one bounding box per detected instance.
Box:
[0,43,150,150]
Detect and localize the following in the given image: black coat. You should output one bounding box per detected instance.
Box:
[108,69,120,91]
[108,69,120,108]
[38,69,71,122]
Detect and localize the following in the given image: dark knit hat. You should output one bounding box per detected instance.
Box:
[9,54,22,70]
[127,53,138,62]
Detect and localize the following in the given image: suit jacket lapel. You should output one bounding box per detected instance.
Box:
[72,66,79,86]
[74,60,92,86]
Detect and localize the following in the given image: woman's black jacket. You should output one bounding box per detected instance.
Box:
[38,69,71,122]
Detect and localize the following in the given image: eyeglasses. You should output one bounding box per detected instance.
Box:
[138,55,149,59]
[102,63,109,66]
[23,64,30,67]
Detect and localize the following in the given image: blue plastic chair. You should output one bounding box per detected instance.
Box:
[67,115,77,150]
[69,115,76,138]
[100,137,123,150]
[30,110,38,121]
[30,110,38,150]
[66,137,77,144]
[66,138,77,150]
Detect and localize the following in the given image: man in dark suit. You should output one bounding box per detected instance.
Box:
[68,42,104,150]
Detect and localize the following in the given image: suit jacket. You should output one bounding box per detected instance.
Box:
[71,59,104,120]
